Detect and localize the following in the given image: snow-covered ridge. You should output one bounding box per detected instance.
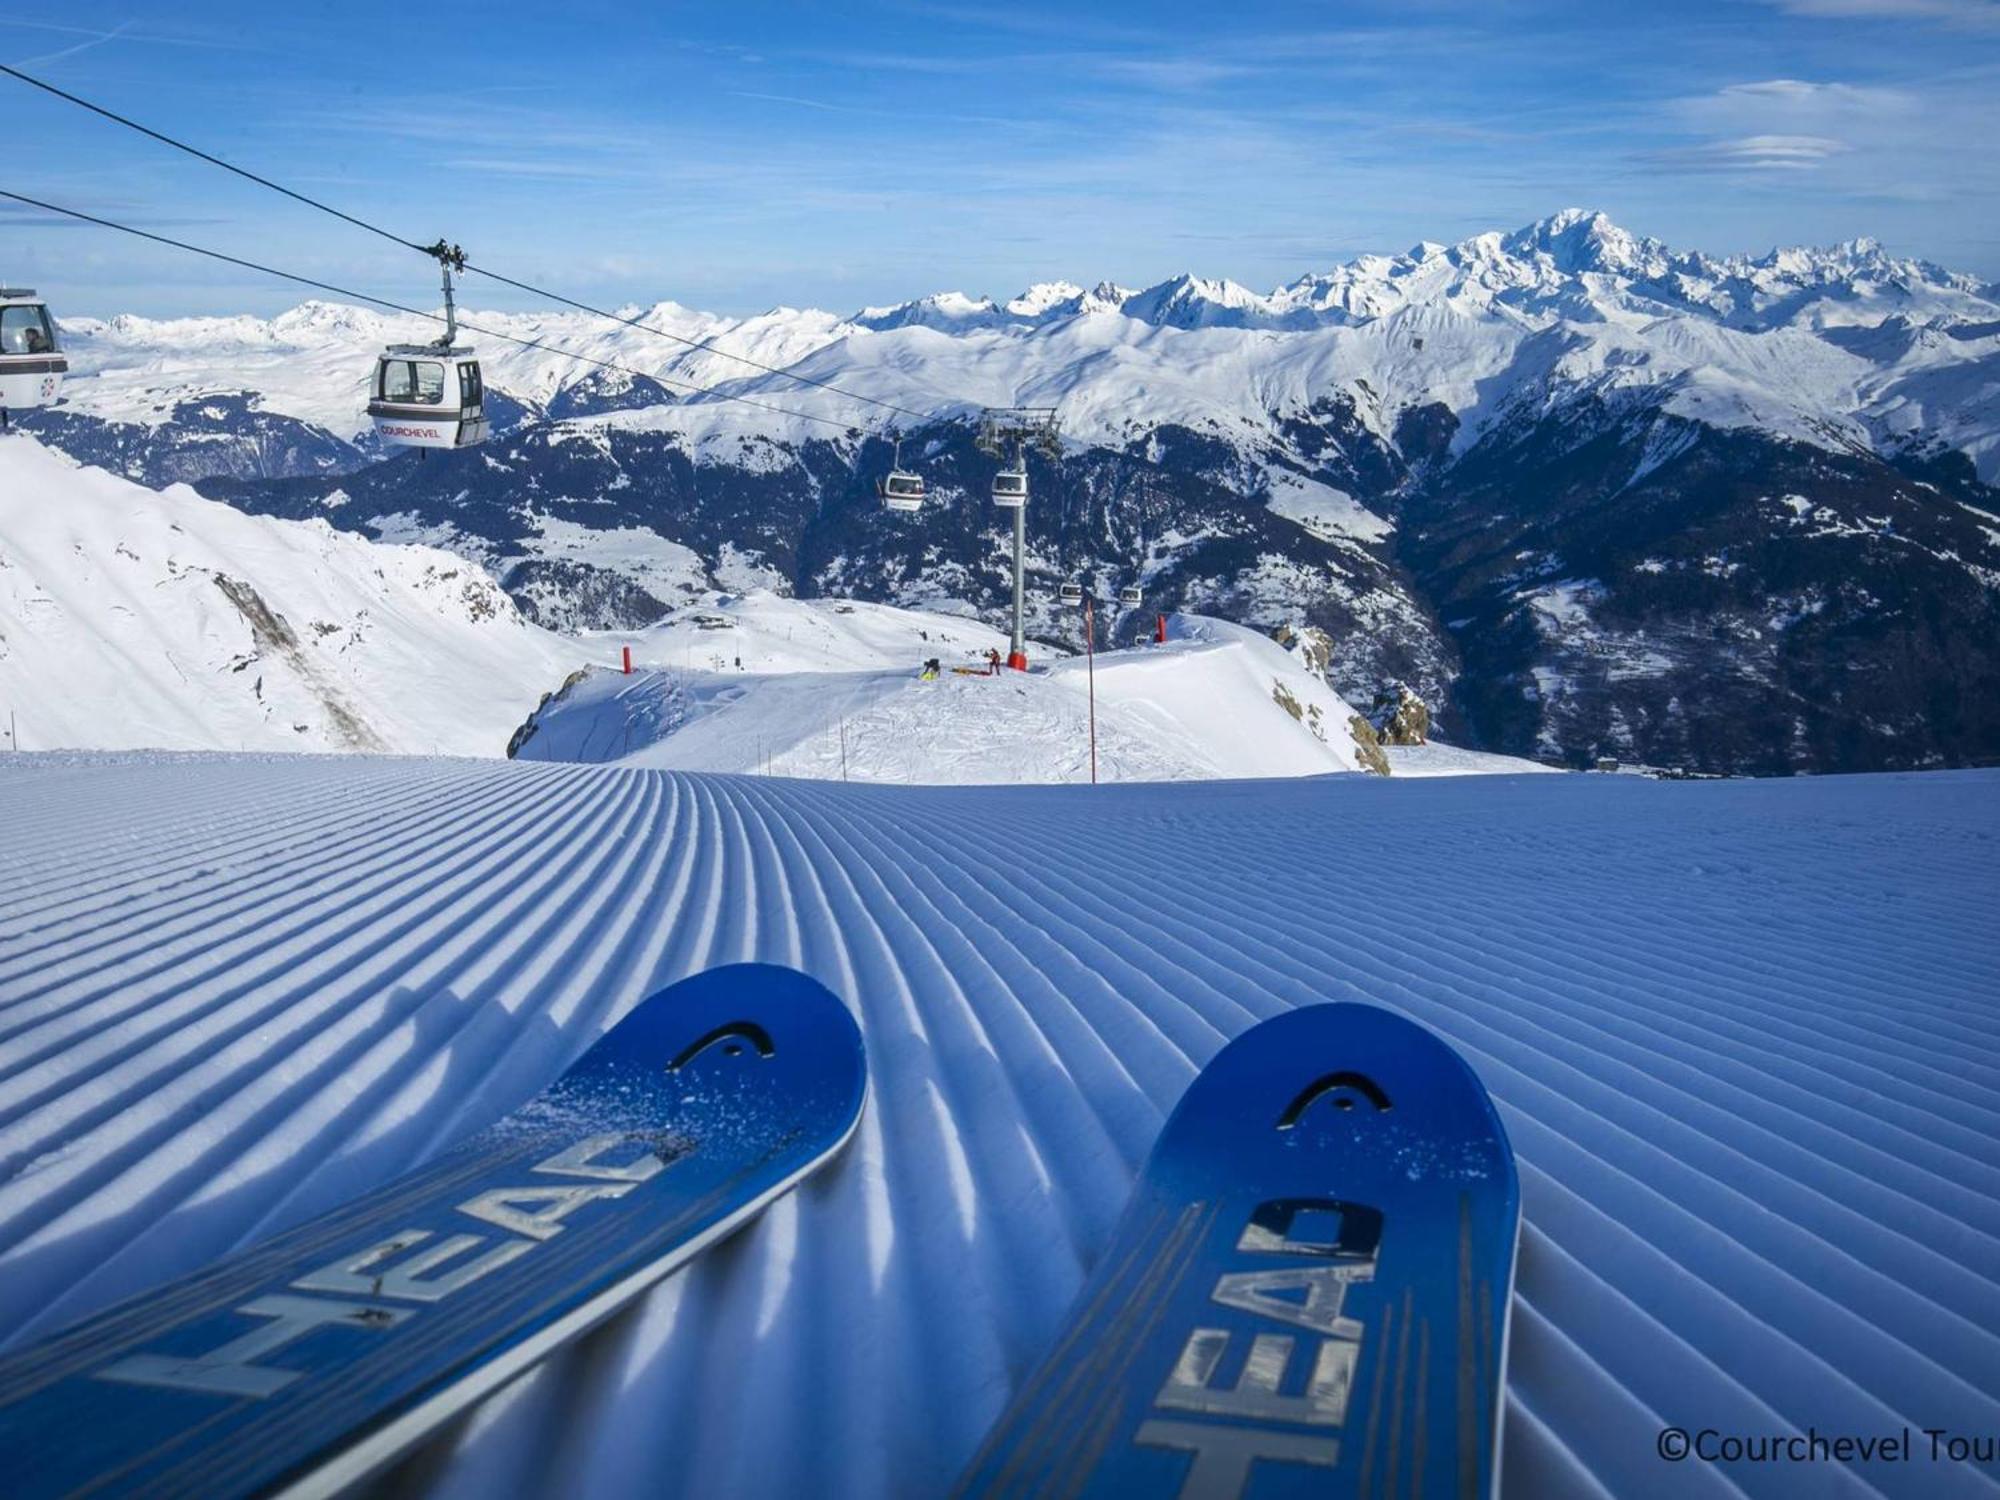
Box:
[0,437,581,755]
[48,208,2000,478]
[512,601,1388,782]
[858,208,1995,334]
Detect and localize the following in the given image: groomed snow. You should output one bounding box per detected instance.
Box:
[0,757,1995,1498]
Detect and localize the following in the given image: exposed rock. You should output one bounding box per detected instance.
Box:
[1272,622,1336,679]
[210,573,385,751]
[1347,715,1392,777]
[1371,682,1431,745]
[507,666,593,758]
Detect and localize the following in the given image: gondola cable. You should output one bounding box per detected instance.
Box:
[0,61,939,426]
[0,188,868,436]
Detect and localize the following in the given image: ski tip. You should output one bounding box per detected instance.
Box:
[1156,1002,1518,1199]
[567,963,869,1146]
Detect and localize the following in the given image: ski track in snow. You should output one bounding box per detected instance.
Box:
[0,756,1997,1499]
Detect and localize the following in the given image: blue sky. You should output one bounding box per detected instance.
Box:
[3,0,1997,317]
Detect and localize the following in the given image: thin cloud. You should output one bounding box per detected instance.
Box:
[11,19,132,68]
[0,199,227,229]
[1710,78,1910,112]
[1763,0,2000,28]
[0,13,265,55]
[1643,133,1852,171]
[1086,57,1268,90]
[885,2,1161,46]
[729,90,877,115]
[436,157,657,181]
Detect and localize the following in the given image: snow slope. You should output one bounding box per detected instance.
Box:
[0,757,1994,1498]
[0,438,581,755]
[55,299,862,447]
[594,588,1016,677]
[1384,741,1561,777]
[514,610,1378,782]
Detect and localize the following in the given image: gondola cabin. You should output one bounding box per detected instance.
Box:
[1118,585,1143,606]
[0,289,66,424]
[368,343,489,450]
[878,438,926,512]
[1059,582,1083,604]
[992,467,1028,508]
[879,470,925,512]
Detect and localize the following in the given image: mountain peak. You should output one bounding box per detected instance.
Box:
[1540,206,1614,235]
[1504,208,1654,275]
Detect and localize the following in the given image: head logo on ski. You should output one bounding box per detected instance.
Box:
[954,1003,1520,1500]
[0,964,867,1500]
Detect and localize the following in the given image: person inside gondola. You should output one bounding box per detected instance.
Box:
[22,325,50,355]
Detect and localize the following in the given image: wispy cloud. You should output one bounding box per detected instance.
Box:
[0,13,264,57]
[1644,133,1851,170]
[0,198,225,229]
[1761,0,2000,29]
[884,2,1161,45]
[1083,57,1267,89]
[1640,69,1998,220]
[11,0,2000,313]
[1643,75,1911,173]
[728,90,880,115]
[434,157,655,181]
[8,18,131,68]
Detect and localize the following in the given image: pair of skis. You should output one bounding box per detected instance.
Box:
[0,965,1518,1499]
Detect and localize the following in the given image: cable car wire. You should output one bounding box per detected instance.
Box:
[0,62,940,425]
[0,188,867,435]
[453,261,936,423]
[0,62,417,255]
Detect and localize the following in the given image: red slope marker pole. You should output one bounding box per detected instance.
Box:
[622,645,633,675]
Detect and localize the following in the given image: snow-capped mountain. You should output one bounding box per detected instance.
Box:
[44,208,2000,472]
[22,210,2000,774]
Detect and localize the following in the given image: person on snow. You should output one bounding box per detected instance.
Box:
[919,658,941,681]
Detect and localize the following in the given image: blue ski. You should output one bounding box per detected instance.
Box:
[955,1003,1519,1500]
[0,962,866,1499]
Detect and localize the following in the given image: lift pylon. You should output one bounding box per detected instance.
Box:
[976,407,1061,670]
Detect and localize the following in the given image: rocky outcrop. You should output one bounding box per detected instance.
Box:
[1371,683,1431,745]
[1346,715,1392,777]
[507,666,593,758]
[1272,622,1336,678]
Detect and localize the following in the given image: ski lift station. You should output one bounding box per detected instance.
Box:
[0,288,64,426]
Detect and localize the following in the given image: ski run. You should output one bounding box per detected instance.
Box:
[1,754,1995,1497]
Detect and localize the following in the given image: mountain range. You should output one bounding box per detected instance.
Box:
[22,208,2000,774]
